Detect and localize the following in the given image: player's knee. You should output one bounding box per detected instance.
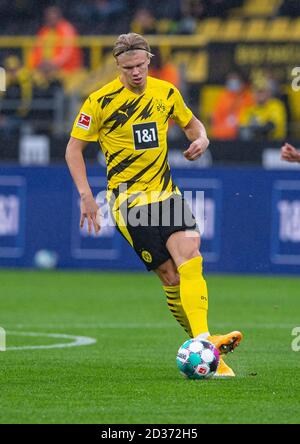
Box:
[165,272,180,286]
[178,242,201,265]
[161,270,180,286]
[156,263,180,286]
[187,236,201,256]
[185,248,201,262]
[167,231,201,265]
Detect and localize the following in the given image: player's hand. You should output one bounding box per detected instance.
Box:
[80,193,101,234]
[281,143,300,163]
[183,136,209,161]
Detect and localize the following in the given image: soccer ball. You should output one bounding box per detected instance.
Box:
[176,339,220,380]
[34,249,58,270]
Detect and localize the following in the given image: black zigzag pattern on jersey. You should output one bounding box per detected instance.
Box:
[104,95,145,134]
[164,104,175,124]
[106,148,125,168]
[135,98,154,121]
[167,88,174,100]
[160,163,171,191]
[146,150,168,185]
[97,86,124,109]
[114,191,143,212]
[107,152,145,182]
[126,192,143,208]
[126,151,164,190]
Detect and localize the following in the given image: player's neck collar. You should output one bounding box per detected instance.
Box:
[118,76,147,96]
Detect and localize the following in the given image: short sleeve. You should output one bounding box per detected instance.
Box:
[71,97,100,142]
[171,87,193,128]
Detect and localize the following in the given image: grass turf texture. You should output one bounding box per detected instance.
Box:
[0,270,299,424]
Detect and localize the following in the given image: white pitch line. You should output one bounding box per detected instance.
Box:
[5,331,97,351]
[5,322,298,330]
[11,323,172,329]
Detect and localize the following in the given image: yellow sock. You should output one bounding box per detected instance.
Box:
[177,256,209,337]
[163,285,193,337]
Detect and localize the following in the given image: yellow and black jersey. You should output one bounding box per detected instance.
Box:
[71,76,193,205]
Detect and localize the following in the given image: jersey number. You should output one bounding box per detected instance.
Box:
[133,122,159,150]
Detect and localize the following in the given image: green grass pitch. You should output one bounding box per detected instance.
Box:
[0,270,299,424]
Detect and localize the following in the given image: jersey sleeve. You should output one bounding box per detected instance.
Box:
[171,87,193,128]
[70,96,100,142]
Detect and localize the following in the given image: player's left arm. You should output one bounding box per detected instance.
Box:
[182,115,210,161]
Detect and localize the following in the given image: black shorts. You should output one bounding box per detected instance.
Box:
[111,193,199,271]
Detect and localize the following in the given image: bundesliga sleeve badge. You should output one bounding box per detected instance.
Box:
[76,113,91,130]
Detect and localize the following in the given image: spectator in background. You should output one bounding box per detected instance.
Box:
[92,0,126,20]
[128,0,181,20]
[256,68,291,136]
[0,55,32,135]
[30,61,63,132]
[211,71,254,140]
[177,0,206,34]
[239,79,287,141]
[149,47,181,139]
[178,0,244,28]
[32,63,62,99]
[148,47,180,87]
[207,0,244,17]
[84,0,127,33]
[278,0,300,16]
[29,6,83,74]
[131,8,157,34]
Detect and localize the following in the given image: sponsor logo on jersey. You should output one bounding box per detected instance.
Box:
[77,113,91,130]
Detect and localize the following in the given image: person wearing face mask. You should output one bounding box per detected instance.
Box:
[239,79,287,142]
[211,71,254,140]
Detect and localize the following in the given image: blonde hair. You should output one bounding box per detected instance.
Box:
[113,33,153,58]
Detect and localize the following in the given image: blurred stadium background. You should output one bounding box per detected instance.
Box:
[1,0,300,425]
[1,0,299,273]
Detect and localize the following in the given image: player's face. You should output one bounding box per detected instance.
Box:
[117,50,150,93]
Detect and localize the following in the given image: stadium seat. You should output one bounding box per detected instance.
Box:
[199,85,223,134]
[156,19,175,34]
[287,87,300,138]
[196,18,222,40]
[185,52,208,83]
[172,51,208,83]
[221,19,244,41]
[79,54,117,97]
[172,51,191,68]
[62,68,89,95]
[267,18,291,40]
[244,19,268,41]
[289,18,300,40]
[240,0,281,17]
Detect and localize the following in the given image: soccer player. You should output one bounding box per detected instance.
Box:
[66,33,243,377]
[281,143,300,163]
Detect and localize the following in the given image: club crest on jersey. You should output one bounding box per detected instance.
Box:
[141,250,152,263]
[77,113,91,130]
[156,99,166,115]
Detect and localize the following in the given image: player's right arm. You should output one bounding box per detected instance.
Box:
[65,136,100,234]
[281,143,300,163]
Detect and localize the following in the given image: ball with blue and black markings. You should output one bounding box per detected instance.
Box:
[176,339,220,379]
